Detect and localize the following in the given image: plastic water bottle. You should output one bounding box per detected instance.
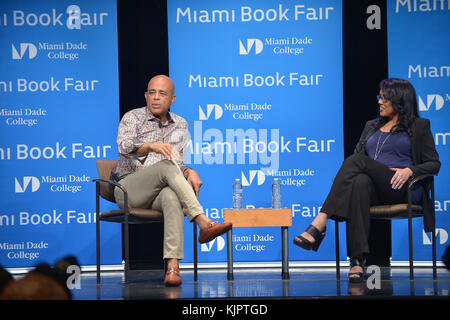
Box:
[272,178,282,209]
[232,179,243,210]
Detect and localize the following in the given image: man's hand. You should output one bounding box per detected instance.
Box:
[184,168,203,198]
[148,142,174,159]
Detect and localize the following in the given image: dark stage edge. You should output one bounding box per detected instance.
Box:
[70,267,450,300]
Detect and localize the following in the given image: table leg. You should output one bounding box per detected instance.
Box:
[282,226,289,279]
[227,228,234,280]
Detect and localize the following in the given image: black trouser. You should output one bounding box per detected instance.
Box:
[321,153,409,257]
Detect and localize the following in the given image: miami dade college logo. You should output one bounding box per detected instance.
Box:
[418,94,444,111]
[201,235,225,252]
[423,229,448,245]
[12,43,37,60]
[241,170,265,186]
[239,39,263,55]
[199,104,223,120]
[15,176,40,193]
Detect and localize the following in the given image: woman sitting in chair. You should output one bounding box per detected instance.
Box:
[293,78,441,282]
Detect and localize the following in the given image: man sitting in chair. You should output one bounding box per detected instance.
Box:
[113,75,232,286]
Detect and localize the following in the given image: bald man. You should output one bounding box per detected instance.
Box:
[114,75,232,286]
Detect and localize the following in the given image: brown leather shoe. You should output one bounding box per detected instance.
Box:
[164,267,182,287]
[198,221,232,244]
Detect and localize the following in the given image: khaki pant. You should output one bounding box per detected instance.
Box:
[114,160,203,260]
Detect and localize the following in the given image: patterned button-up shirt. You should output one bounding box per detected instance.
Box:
[115,106,188,178]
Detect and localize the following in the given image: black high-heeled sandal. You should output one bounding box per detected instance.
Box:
[293,225,326,252]
[348,257,366,283]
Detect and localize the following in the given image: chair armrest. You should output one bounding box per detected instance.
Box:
[92,178,127,195]
[407,174,434,190]
[406,174,435,209]
[93,179,130,215]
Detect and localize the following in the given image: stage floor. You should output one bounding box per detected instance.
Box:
[72,266,450,300]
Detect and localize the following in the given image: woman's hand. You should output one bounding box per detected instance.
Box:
[390,167,413,190]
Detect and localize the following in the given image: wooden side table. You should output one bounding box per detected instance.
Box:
[223,208,292,280]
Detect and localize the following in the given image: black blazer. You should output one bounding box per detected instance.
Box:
[354,117,441,232]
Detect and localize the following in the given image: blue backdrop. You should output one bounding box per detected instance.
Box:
[0,0,121,268]
[387,0,449,261]
[167,0,346,263]
[2,1,447,269]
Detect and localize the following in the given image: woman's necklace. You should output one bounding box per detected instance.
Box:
[374,130,391,160]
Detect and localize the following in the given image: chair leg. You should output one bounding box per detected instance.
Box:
[408,215,414,281]
[124,220,129,284]
[432,227,437,280]
[96,221,100,284]
[430,178,437,280]
[95,185,101,284]
[335,221,340,281]
[193,222,198,281]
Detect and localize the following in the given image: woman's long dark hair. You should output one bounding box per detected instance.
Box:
[375,78,420,135]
